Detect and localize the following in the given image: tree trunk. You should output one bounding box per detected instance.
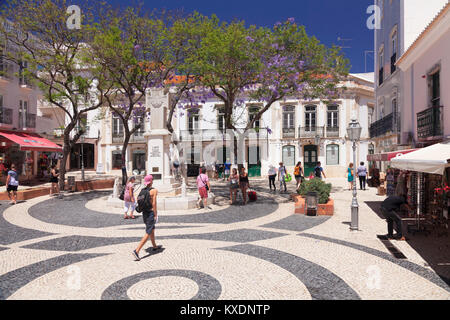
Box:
[59,134,71,191]
[121,133,131,186]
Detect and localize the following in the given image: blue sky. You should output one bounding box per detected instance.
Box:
[108,0,375,73]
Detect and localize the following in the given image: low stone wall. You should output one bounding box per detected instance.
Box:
[291,194,334,216]
[75,179,115,192]
[0,179,115,201]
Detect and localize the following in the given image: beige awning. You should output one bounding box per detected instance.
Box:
[390,141,450,175]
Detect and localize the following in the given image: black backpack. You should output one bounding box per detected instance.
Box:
[136,187,153,213]
[314,166,322,177]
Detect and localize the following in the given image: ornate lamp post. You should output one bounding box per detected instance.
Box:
[347,119,362,231]
[80,135,85,182]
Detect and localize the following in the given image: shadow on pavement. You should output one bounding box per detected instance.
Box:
[365,200,450,286]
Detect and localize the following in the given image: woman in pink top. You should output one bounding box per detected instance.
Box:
[124,176,136,219]
[196,167,211,209]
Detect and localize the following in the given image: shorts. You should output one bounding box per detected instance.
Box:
[295,175,302,182]
[7,185,18,192]
[50,177,58,183]
[198,187,208,199]
[142,211,156,235]
[124,201,136,213]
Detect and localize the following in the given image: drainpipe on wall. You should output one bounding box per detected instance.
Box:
[410,63,416,148]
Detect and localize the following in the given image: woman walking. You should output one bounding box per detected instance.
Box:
[268,165,277,192]
[228,168,240,204]
[347,163,354,191]
[49,164,59,195]
[239,167,250,205]
[294,162,304,191]
[123,176,136,219]
[6,164,19,205]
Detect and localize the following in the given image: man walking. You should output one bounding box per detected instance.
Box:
[6,164,19,205]
[380,195,412,241]
[357,162,368,190]
[132,175,162,261]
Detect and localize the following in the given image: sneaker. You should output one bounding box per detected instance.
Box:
[132,250,140,261]
[152,245,163,251]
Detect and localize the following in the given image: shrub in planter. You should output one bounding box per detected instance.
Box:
[298,178,332,204]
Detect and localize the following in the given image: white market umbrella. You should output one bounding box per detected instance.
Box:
[391,141,450,175]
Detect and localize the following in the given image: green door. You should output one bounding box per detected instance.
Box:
[304,145,318,177]
[248,146,261,177]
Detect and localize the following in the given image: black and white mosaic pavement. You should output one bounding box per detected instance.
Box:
[1,182,449,300]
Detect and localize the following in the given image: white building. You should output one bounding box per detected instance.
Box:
[372,0,448,162]
[95,74,374,180]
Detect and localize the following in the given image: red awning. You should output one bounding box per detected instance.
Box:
[0,131,62,152]
[367,149,419,162]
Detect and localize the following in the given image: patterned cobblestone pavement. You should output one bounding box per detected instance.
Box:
[0,178,449,300]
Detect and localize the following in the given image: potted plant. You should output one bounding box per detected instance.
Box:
[293,178,334,216]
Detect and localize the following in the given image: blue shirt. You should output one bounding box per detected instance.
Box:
[8,170,19,186]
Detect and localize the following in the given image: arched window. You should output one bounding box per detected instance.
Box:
[326,144,339,165]
[282,145,295,166]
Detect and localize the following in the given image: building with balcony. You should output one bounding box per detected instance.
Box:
[266,73,374,178]
[36,95,101,173]
[92,74,374,179]
[373,0,447,160]
[0,42,62,180]
[397,3,450,147]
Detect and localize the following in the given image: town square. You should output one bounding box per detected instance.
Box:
[0,0,449,303]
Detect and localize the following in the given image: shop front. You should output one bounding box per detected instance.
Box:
[390,142,450,235]
[0,130,63,184]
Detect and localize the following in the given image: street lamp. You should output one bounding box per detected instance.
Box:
[347,119,362,231]
[80,135,85,182]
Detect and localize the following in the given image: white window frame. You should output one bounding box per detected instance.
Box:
[19,99,28,128]
[326,144,339,165]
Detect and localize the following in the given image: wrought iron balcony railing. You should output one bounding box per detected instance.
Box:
[369,112,400,138]
[112,132,124,143]
[298,126,324,138]
[417,105,443,140]
[282,127,296,138]
[0,107,13,125]
[180,128,268,142]
[131,132,146,143]
[325,126,340,138]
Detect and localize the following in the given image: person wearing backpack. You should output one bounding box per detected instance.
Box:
[294,162,304,190]
[314,161,326,180]
[132,175,162,261]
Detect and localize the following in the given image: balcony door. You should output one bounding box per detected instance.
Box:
[19,100,28,128]
[283,106,295,138]
[188,108,200,133]
[305,105,316,131]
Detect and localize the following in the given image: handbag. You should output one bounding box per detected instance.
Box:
[200,175,209,191]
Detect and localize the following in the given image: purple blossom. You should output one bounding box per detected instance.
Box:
[287,17,295,23]
[246,36,255,42]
